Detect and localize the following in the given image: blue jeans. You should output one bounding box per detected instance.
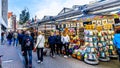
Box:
[117,49,120,62]
[13,38,18,47]
[23,50,32,66]
[8,39,12,45]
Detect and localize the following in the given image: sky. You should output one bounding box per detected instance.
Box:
[8,0,95,20]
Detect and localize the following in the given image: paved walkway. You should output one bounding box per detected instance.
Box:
[0,45,24,68]
[32,52,120,68]
[0,43,120,68]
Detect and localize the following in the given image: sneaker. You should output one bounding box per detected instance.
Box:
[37,60,41,63]
[64,55,68,58]
[53,55,55,57]
[41,61,43,64]
[29,64,32,68]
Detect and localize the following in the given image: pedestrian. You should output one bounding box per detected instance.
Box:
[7,31,13,46]
[35,31,45,63]
[113,29,120,62]
[31,31,35,43]
[1,32,4,44]
[61,32,70,58]
[22,31,34,68]
[55,31,62,55]
[48,31,56,57]
[18,30,25,51]
[13,31,18,47]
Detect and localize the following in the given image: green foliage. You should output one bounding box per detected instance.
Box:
[19,9,30,25]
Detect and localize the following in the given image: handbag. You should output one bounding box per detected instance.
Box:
[33,36,43,52]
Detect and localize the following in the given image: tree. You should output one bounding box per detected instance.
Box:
[19,9,30,25]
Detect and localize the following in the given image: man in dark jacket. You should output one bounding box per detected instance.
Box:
[7,31,13,45]
[48,32,56,57]
[22,31,34,68]
[55,31,62,55]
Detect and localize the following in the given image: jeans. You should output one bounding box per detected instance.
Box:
[23,50,32,66]
[117,48,120,62]
[56,44,62,55]
[50,44,55,56]
[1,36,4,44]
[37,48,43,61]
[13,38,18,47]
[8,39,12,45]
[63,43,69,56]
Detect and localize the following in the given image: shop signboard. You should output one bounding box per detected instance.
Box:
[102,19,107,25]
[92,20,96,25]
[97,20,102,26]
[108,18,114,24]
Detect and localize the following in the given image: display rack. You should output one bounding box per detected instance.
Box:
[84,30,99,65]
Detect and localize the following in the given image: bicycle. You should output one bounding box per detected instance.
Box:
[0,55,3,68]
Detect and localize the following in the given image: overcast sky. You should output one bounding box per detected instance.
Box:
[8,0,95,20]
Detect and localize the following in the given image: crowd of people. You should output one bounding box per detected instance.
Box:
[1,30,71,68]
[1,29,120,68]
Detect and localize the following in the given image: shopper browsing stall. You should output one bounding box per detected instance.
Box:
[61,32,70,58]
[48,31,56,57]
[35,31,45,63]
[55,31,62,55]
[113,29,120,62]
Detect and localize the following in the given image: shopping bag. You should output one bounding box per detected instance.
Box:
[33,47,37,52]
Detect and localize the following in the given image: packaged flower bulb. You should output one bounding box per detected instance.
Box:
[84,53,88,58]
[101,37,105,41]
[84,30,88,35]
[85,42,89,46]
[110,45,113,50]
[85,37,88,41]
[89,31,93,36]
[89,38,93,42]
[90,43,93,47]
[98,43,103,47]
[101,52,105,58]
[108,36,111,40]
[94,43,97,48]
[77,51,81,56]
[104,36,108,41]
[111,35,114,39]
[91,48,95,52]
[98,32,102,36]
[110,41,113,45]
[102,42,106,47]
[111,31,114,35]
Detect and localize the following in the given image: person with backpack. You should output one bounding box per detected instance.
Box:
[55,31,62,55]
[48,31,56,57]
[22,31,34,68]
[61,32,70,58]
[35,31,45,63]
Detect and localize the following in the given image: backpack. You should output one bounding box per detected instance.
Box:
[25,37,31,47]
